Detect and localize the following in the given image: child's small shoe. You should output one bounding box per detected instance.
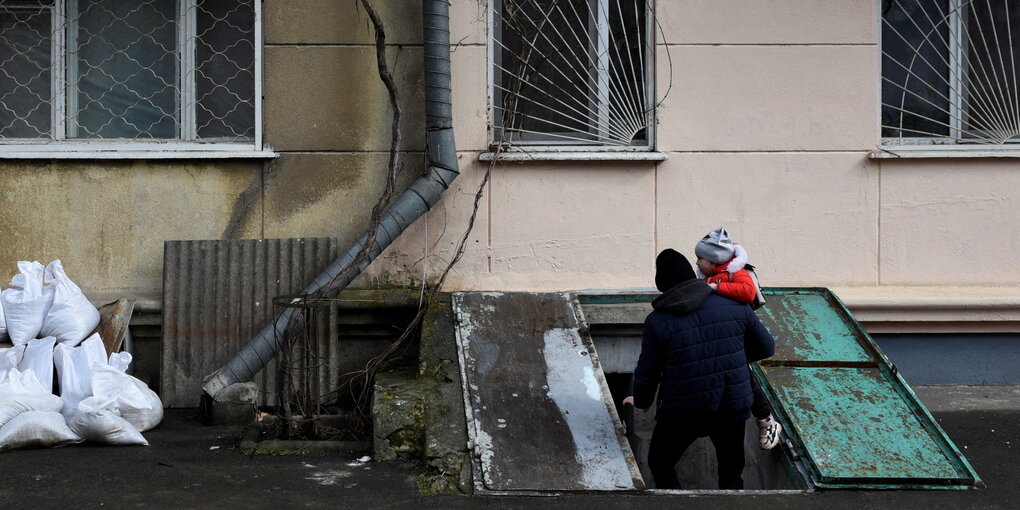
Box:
[757,415,782,450]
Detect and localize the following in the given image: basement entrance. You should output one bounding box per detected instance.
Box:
[454,290,982,494]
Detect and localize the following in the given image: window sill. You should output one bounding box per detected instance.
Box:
[0,144,278,160]
[871,145,1020,159]
[479,150,668,162]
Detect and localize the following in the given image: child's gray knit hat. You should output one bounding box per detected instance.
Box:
[695,227,735,264]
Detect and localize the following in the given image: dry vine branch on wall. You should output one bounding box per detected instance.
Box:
[273,0,403,424]
[314,0,403,300]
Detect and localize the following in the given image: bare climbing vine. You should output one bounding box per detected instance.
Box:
[274,0,403,430]
[315,0,403,300]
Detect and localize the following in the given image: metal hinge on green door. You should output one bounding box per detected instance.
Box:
[755,288,983,490]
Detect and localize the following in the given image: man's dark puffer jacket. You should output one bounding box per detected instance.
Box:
[632,279,775,425]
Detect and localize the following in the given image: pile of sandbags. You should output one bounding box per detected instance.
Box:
[0,260,162,452]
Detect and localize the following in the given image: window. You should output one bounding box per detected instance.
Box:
[0,0,264,156]
[490,0,655,152]
[882,0,1020,146]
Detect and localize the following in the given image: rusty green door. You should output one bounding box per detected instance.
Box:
[756,288,982,489]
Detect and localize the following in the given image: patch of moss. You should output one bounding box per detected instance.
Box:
[415,472,436,496]
[385,403,426,456]
[418,359,446,382]
[377,390,400,403]
[415,467,462,496]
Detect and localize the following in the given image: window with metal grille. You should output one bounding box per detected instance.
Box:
[0,0,261,154]
[490,0,654,151]
[882,0,1020,145]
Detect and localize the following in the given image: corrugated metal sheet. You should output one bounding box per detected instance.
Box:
[161,238,339,408]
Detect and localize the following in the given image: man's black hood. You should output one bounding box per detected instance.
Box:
[651,279,713,315]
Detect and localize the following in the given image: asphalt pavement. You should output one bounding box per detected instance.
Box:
[0,387,1017,510]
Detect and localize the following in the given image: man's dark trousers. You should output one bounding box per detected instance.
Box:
[647,419,746,489]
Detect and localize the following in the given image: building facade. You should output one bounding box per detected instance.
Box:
[0,0,1017,338]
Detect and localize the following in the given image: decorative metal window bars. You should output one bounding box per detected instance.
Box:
[0,0,258,146]
[883,0,1020,145]
[490,0,655,149]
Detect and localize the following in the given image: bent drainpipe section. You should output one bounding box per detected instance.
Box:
[202,0,459,398]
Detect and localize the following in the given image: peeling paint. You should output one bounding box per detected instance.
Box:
[543,327,633,489]
[580,366,601,401]
[756,288,982,488]
[454,292,638,491]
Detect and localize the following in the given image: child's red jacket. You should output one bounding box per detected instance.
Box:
[701,244,756,304]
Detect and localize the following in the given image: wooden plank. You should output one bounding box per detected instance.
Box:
[92,298,136,356]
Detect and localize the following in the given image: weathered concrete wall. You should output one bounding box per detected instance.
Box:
[258,0,425,249]
[0,160,259,294]
[875,159,1020,285]
[370,0,884,291]
[1,1,1017,334]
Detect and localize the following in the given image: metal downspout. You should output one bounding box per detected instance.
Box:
[202,0,459,398]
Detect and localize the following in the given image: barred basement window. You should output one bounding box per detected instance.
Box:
[882,0,1020,145]
[0,0,263,155]
[490,0,655,151]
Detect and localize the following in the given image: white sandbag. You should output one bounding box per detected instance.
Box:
[39,260,99,346]
[0,369,63,429]
[0,366,48,395]
[108,351,132,373]
[17,337,56,394]
[0,410,82,451]
[0,394,64,430]
[54,334,108,419]
[0,344,26,382]
[91,365,163,432]
[68,398,148,446]
[0,261,54,345]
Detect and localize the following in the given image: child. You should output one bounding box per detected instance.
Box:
[694,227,783,450]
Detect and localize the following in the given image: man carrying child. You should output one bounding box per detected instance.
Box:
[624,248,775,489]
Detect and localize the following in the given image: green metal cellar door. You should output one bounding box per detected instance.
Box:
[756,288,982,489]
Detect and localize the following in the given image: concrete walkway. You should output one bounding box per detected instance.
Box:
[0,387,1017,509]
[913,385,1020,412]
